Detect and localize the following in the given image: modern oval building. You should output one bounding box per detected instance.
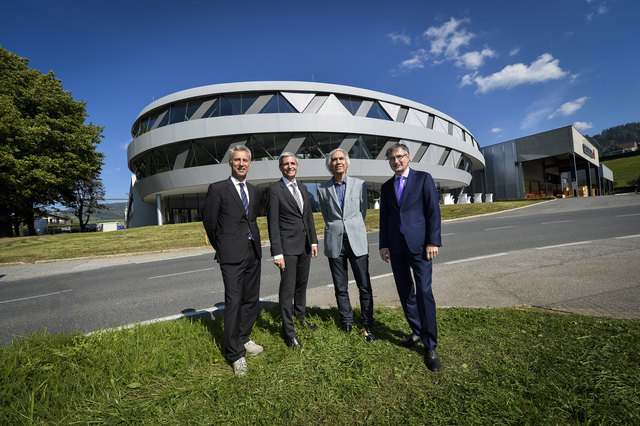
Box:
[126,81,485,227]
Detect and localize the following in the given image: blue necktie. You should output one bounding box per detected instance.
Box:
[239,183,252,240]
[396,175,406,203]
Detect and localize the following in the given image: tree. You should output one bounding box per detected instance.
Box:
[0,46,104,236]
[64,172,110,232]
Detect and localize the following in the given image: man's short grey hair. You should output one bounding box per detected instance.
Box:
[278,152,298,166]
[385,143,410,160]
[228,144,252,164]
[325,148,351,172]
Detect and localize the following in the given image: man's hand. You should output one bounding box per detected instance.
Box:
[379,248,390,262]
[311,246,318,258]
[426,245,439,261]
[274,257,285,271]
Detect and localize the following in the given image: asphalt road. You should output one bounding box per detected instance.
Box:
[1,194,639,345]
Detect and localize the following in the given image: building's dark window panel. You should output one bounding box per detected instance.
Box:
[138,114,158,136]
[458,155,470,172]
[240,94,259,113]
[185,137,233,167]
[247,133,292,161]
[366,102,391,120]
[169,102,188,124]
[311,133,345,157]
[186,99,203,120]
[220,94,242,116]
[360,135,388,159]
[202,97,220,118]
[337,95,363,115]
[149,144,182,175]
[297,134,325,159]
[260,93,297,113]
[133,155,149,179]
[156,109,170,128]
[349,136,373,159]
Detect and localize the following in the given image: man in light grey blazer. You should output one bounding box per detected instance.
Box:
[317,148,375,342]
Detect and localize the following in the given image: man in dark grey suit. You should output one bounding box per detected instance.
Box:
[267,153,319,348]
[317,148,375,342]
[202,145,263,377]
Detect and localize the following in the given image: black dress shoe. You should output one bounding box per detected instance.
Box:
[301,320,318,331]
[364,327,376,343]
[398,334,420,347]
[285,336,302,349]
[425,350,441,372]
[342,324,352,334]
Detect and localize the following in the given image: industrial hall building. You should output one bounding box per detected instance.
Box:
[470,126,614,201]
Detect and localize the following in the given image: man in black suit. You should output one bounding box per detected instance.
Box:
[267,152,319,348]
[202,145,263,377]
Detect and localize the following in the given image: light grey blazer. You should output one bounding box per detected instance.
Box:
[317,176,369,258]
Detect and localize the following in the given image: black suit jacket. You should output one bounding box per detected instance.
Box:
[202,178,262,264]
[267,179,318,257]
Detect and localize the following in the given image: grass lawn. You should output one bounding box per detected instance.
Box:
[1,306,638,424]
[0,199,548,264]
[602,155,640,187]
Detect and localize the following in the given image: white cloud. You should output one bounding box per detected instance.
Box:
[461,53,568,94]
[509,47,520,56]
[573,121,594,131]
[521,107,554,131]
[400,48,428,69]
[424,17,471,56]
[491,127,502,133]
[120,142,130,150]
[388,32,411,46]
[586,0,609,21]
[456,48,497,70]
[548,96,589,119]
[397,17,493,72]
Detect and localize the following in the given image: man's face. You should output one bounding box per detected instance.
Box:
[230,150,251,180]
[329,151,348,176]
[279,156,298,181]
[388,148,409,175]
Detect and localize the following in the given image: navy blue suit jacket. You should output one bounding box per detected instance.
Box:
[379,168,441,257]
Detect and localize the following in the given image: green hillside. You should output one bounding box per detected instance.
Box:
[602,155,640,187]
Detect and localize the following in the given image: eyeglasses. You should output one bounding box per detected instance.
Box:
[388,154,407,162]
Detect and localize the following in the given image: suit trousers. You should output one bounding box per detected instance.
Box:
[328,236,374,327]
[219,241,261,363]
[389,235,438,350]
[279,251,311,339]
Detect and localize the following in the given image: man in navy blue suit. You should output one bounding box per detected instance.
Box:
[379,143,442,372]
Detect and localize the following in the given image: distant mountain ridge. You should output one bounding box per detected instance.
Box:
[68,202,127,221]
[587,122,640,154]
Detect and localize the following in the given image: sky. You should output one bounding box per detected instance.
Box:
[1,0,638,200]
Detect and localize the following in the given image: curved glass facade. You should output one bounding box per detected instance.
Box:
[127,81,484,227]
[132,89,477,149]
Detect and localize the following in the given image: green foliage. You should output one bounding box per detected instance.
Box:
[0,46,104,236]
[0,307,638,424]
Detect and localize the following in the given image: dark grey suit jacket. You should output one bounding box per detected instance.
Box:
[266,179,318,257]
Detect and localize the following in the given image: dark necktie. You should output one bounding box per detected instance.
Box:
[239,183,252,240]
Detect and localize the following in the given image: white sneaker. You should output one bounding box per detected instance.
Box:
[232,357,248,377]
[244,340,264,356]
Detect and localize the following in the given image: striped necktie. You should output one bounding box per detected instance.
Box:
[239,183,252,240]
[291,182,303,212]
